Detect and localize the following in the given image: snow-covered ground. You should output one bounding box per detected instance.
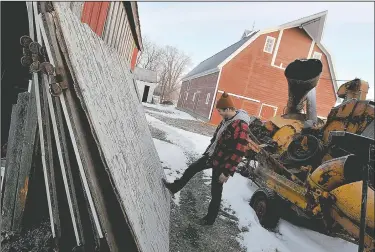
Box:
[143,102,196,120]
[145,103,357,252]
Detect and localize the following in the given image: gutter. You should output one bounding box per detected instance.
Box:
[123,1,143,51]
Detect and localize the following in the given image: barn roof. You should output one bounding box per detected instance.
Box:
[182,31,258,81]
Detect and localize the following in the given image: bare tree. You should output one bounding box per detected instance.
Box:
[136,37,191,103]
[136,36,163,72]
[158,46,191,102]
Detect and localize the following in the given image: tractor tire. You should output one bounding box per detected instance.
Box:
[250,188,280,229]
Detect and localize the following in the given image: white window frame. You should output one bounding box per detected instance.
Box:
[258,103,278,118]
[312,51,322,60]
[205,93,211,105]
[185,92,189,101]
[192,92,196,102]
[263,36,276,54]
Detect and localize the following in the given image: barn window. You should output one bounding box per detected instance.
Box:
[312,51,322,60]
[185,92,189,100]
[263,36,276,54]
[205,93,211,104]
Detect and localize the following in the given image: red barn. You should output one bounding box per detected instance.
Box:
[177,11,338,125]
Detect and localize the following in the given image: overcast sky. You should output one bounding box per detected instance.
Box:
[138,2,374,99]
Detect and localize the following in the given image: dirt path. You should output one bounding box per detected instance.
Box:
[146,107,246,252]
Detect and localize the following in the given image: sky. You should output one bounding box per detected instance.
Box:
[138,2,374,99]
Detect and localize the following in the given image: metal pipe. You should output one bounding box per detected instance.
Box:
[284,59,322,115]
[306,88,318,123]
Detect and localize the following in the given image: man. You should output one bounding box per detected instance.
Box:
[163,92,251,225]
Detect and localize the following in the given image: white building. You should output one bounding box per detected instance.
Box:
[133,67,158,103]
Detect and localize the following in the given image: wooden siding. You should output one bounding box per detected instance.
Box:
[274,28,312,67]
[177,72,219,118]
[102,2,136,66]
[81,2,110,36]
[55,7,169,252]
[210,28,336,125]
[130,47,139,70]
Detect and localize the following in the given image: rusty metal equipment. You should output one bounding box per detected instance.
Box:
[243,58,375,251]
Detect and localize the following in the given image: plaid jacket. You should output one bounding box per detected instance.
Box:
[206,119,249,176]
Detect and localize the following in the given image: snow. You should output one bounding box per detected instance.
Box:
[146,114,211,155]
[146,108,358,252]
[143,102,197,120]
[153,138,186,206]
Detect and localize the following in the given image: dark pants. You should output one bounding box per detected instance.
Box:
[170,156,223,223]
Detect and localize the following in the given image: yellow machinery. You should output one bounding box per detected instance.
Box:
[244,59,375,251]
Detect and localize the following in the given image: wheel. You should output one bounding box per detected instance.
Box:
[250,188,280,229]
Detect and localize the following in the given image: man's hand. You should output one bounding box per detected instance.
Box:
[219,173,229,183]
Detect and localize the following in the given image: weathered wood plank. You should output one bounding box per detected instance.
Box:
[34,9,85,246]
[33,71,58,238]
[12,81,38,231]
[41,11,116,250]
[39,73,61,239]
[2,93,29,232]
[30,1,59,239]
[53,5,170,252]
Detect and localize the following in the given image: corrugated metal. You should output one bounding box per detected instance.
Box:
[81,2,110,36]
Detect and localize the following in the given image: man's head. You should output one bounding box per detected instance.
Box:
[216,92,236,119]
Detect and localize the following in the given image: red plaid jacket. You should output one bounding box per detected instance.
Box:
[206,119,249,176]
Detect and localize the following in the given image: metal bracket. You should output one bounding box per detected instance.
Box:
[20,35,33,67]
[28,41,43,73]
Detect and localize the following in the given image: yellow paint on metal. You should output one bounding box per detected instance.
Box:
[272,125,296,154]
[337,79,370,101]
[346,122,359,133]
[308,157,346,191]
[336,100,356,117]
[352,102,368,116]
[264,120,277,132]
[322,153,334,162]
[261,169,309,210]
[323,121,345,143]
[270,116,304,131]
[331,181,375,230]
[331,207,374,250]
[312,205,321,215]
[323,100,374,144]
